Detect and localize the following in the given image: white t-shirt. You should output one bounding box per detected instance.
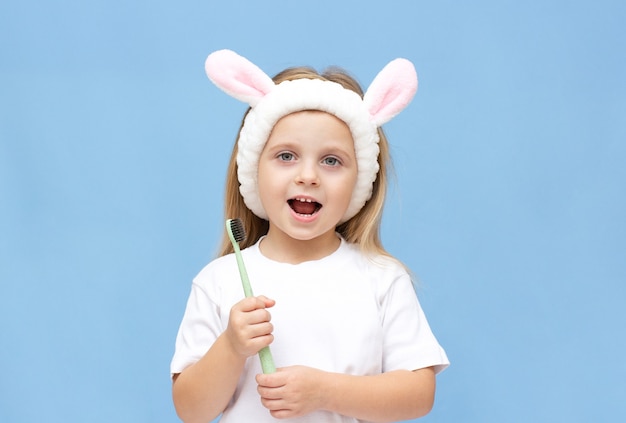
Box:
[171,237,449,423]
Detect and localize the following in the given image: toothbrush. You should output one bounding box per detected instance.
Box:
[226,218,276,374]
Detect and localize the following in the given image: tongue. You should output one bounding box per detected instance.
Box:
[291,201,318,215]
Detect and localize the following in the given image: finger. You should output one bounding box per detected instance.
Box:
[261,398,289,417]
[247,308,272,325]
[270,408,294,419]
[236,297,269,312]
[257,295,276,308]
[256,371,285,388]
[260,396,289,412]
[247,322,274,340]
[231,298,253,314]
[248,333,274,353]
[257,384,282,400]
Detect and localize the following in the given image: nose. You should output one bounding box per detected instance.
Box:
[295,161,320,186]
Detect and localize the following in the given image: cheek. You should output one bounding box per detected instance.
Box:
[327,172,357,211]
[340,171,358,199]
[257,165,280,206]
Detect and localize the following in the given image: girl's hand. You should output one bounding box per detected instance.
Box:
[256,366,327,419]
[224,296,275,359]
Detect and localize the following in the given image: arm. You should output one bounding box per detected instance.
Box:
[256,365,436,422]
[172,296,275,423]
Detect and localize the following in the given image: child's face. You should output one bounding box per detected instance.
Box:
[257,110,358,244]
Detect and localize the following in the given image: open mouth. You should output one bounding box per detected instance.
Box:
[288,197,322,216]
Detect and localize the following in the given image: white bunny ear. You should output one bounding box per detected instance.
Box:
[205,49,275,107]
[363,58,418,126]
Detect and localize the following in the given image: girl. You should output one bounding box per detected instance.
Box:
[171,49,449,423]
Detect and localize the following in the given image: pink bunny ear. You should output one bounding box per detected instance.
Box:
[363,58,418,126]
[205,49,275,107]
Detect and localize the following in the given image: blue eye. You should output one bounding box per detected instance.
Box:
[323,156,340,166]
[278,152,294,161]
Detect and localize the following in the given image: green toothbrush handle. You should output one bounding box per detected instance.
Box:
[258,346,276,374]
[232,242,276,373]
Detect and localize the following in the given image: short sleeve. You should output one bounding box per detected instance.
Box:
[381,273,449,374]
[170,282,222,377]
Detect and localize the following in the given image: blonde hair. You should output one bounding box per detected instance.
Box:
[217,66,394,260]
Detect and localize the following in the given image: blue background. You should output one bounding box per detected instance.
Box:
[1,1,625,422]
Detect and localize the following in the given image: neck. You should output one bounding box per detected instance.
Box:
[260,229,341,264]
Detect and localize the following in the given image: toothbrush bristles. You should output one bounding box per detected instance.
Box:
[229,218,246,243]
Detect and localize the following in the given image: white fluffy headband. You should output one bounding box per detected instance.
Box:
[205,49,418,222]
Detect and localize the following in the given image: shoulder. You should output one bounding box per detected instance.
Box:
[191,253,238,298]
[339,241,412,291]
[341,241,407,274]
[194,253,234,280]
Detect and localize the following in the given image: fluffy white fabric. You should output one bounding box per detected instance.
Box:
[237,78,380,222]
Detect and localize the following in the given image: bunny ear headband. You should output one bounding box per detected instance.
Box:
[205,49,418,223]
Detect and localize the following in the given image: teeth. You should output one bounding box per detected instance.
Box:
[295,198,313,203]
